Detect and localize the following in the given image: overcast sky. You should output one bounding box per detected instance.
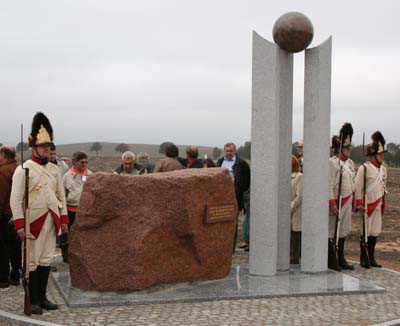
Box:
[1,0,399,148]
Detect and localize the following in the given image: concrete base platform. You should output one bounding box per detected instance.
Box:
[53,264,385,308]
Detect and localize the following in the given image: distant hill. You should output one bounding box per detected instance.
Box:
[56,142,217,160]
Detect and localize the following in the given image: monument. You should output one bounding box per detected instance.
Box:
[51,12,383,309]
[250,12,332,275]
[69,169,238,291]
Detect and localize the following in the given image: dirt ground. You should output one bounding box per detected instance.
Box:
[346,167,400,271]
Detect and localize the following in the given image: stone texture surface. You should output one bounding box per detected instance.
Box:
[250,31,293,276]
[302,37,332,273]
[273,11,314,53]
[2,253,400,325]
[69,169,237,291]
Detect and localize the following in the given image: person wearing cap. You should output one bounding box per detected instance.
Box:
[355,131,387,269]
[10,112,68,314]
[114,151,147,175]
[328,123,355,271]
[62,151,93,262]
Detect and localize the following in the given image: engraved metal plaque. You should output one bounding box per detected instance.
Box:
[205,203,237,224]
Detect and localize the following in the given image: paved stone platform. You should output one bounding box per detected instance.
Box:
[53,264,384,308]
[1,252,400,325]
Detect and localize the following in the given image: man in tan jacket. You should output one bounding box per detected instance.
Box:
[355,131,387,269]
[62,151,92,262]
[154,144,184,173]
[10,112,68,314]
[328,123,355,271]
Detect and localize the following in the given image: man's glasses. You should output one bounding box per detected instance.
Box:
[79,160,88,164]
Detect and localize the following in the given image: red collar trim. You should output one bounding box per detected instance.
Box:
[335,154,347,162]
[31,155,48,165]
[369,159,380,168]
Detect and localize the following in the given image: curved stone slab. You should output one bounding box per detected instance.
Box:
[302,37,332,273]
[250,31,293,276]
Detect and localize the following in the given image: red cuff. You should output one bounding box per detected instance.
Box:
[14,218,24,230]
[329,199,337,207]
[61,215,69,225]
[355,199,363,207]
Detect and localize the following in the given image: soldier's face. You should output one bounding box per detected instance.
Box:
[224,145,236,160]
[342,147,351,158]
[35,145,50,158]
[376,153,384,164]
[122,157,134,172]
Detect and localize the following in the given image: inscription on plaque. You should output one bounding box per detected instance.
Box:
[205,203,237,224]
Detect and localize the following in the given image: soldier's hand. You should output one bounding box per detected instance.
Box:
[330,205,339,216]
[17,229,25,241]
[61,224,68,234]
[357,206,366,214]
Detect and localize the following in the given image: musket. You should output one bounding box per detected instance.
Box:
[334,132,344,248]
[361,132,370,266]
[21,124,31,316]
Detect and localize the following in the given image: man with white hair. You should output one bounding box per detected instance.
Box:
[114,151,147,175]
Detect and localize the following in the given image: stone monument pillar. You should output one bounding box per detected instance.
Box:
[250,12,332,276]
[301,37,332,273]
[249,32,293,276]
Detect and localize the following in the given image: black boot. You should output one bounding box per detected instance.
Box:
[29,270,43,314]
[328,238,341,271]
[60,233,69,263]
[360,237,370,269]
[368,236,382,268]
[337,238,354,270]
[37,266,58,310]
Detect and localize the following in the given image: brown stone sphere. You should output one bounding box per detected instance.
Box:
[273,12,314,53]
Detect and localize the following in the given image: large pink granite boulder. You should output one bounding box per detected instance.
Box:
[69,168,237,291]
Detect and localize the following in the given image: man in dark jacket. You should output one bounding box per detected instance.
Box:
[114,151,147,175]
[0,145,21,287]
[217,142,250,252]
[184,146,203,168]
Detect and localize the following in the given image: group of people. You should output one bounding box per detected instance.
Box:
[113,142,251,252]
[0,112,252,315]
[0,112,388,316]
[290,123,388,272]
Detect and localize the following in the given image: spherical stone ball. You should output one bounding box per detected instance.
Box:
[272,12,314,53]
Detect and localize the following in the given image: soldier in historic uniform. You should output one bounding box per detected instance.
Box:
[355,131,387,268]
[328,123,355,271]
[10,112,68,314]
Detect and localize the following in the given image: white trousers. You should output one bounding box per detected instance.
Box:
[329,198,352,238]
[362,205,382,237]
[29,213,56,271]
